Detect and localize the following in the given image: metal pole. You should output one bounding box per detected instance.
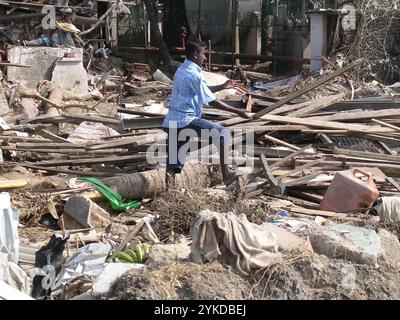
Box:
[208,39,212,71]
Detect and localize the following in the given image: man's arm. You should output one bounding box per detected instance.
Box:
[208,83,226,93]
[207,80,239,93]
[209,100,251,119]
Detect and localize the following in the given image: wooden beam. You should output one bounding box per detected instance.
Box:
[22,164,112,177]
[263,135,300,151]
[28,154,147,167]
[334,148,400,163]
[246,95,254,112]
[253,59,364,119]
[278,158,327,181]
[260,154,280,193]
[309,109,400,122]
[282,173,321,187]
[288,93,345,118]
[371,119,400,132]
[257,114,395,134]
[271,144,314,168]
[37,129,72,144]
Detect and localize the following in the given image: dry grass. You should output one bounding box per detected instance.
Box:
[248,251,311,300]
[147,187,273,241]
[11,190,61,225]
[148,187,234,240]
[333,0,400,83]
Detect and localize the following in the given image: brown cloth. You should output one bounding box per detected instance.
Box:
[191,210,311,275]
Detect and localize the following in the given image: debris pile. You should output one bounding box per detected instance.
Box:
[1,0,400,301]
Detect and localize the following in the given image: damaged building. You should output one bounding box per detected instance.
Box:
[1,0,400,302]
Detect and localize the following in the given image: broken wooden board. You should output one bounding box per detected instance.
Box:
[287,93,345,118]
[253,59,364,118]
[260,154,280,194]
[257,114,395,134]
[271,144,314,169]
[308,109,400,122]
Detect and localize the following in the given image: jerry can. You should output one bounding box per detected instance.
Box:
[319,168,379,213]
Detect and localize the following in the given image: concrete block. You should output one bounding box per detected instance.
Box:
[52,58,88,94]
[310,223,384,266]
[63,195,110,230]
[378,229,400,267]
[7,46,83,88]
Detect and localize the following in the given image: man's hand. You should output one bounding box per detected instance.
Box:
[222,79,241,90]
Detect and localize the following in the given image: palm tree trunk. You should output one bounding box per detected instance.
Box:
[143,0,171,67]
[101,163,213,200]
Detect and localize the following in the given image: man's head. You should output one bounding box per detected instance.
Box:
[185,39,207,67]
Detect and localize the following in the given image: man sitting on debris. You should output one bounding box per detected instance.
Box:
[163,39,250,187]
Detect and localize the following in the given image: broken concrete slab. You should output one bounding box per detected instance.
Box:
[7,46,83,88]
[145,242,191,268]
[63,195,111,230]
[378,229,400,268]
[52,57,88,94]
[310,223,384,266]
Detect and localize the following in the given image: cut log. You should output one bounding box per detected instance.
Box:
[100,163,213,200]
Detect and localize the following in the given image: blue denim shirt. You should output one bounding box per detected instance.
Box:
[163,59,216,128]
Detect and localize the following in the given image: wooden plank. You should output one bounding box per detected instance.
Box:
[386,177,400,192]
[15,142,84,149]
[116,107,165,118]
[271,144,314,168]
[269,100,311,115]
[288,190,324,203]
[0,136,52,143]
[110,219,146,260]
[87,133,166,150]
[246,95,253,112]
[22,164,112,177]
[308,109,400,122]
[253,59,364,119]
[282,173,321,187]
[0,179,27,189]
[371,119,400,132]
[334,148,400,163]
[257,114,395,133]
[286,206,348,219]
[230,124,307,131]
[2,146,112,155]
[37,129,72,144]
[260,154,280,193]
[329,99,400,112]
[288,93,345,117]
[278,158,327,181]
[263,135,300,151]
[29,154,147,167]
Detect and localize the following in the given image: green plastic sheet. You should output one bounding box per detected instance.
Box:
[79,177,141,212]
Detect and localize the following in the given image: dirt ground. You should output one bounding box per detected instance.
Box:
[106,253,400,300]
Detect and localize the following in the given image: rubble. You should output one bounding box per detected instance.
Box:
[309,224,384,266]
[1,0,400,302]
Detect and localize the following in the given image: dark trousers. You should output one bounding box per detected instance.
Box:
[164,118,231,173]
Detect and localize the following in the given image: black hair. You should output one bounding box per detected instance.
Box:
[185,39,206,58]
